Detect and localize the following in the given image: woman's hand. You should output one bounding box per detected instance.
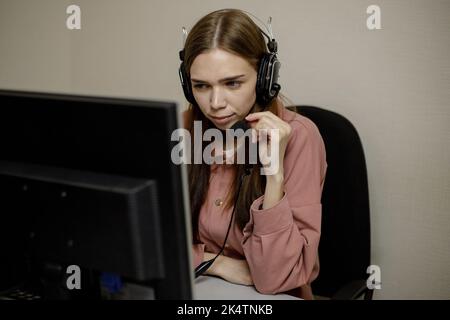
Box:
[203,253,254,286]
[245,111,292,177]
[245,111,291,209]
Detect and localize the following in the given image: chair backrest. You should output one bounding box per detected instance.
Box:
[294,105,371,297]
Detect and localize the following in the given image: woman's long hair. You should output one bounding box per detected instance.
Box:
[183,9,292,243]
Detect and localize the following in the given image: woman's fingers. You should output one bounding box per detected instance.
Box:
[246,111,291,137]
[248,116,285,143]
[245,111,277,122]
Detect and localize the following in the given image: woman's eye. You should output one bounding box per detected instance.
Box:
[193,82,241,89]
[227,81,241,88]
[193,84,209,89]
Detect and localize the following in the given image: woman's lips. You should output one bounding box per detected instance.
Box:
[210,114,235,125]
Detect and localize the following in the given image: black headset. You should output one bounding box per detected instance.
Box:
[178,25,281,108]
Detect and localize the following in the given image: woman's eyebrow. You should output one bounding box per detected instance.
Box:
[191,74,246,83]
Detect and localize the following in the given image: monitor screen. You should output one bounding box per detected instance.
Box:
[0,89,193,299]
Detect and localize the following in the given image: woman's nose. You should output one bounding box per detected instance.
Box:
[210,87,226,110]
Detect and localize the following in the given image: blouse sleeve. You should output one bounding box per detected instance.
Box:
[241,118,327,294]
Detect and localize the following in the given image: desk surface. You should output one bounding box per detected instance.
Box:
[194,276,301,300]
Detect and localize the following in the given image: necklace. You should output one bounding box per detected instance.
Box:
[214,198,224,206]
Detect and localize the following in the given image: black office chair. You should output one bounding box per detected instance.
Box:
[292,105,373,300]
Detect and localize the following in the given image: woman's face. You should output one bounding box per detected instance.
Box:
[190,48,257,130]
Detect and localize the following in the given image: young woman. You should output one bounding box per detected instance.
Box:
[179,9,327,299]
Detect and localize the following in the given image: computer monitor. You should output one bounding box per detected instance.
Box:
[0,89,193,299]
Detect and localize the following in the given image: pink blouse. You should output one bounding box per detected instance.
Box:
[188,107,327,299]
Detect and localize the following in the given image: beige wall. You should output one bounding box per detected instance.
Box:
[1,0,449,299]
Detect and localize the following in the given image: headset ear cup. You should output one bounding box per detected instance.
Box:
[270,59,281,98]
[256,53,281,107]
[256,54,270,106]
[179,61,196,105]
[267,55,281,99]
